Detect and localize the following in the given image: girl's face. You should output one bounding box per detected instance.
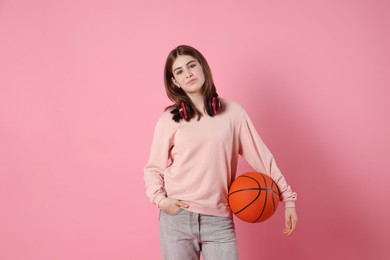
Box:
[171,55,205,95]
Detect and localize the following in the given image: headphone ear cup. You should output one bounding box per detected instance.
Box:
[180,101,192,119]
[207,96,220,115]
[207,98,213,115]
[215,97,221,112]
[184,102,192,118]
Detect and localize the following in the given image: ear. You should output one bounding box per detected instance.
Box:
[171,77,180,88]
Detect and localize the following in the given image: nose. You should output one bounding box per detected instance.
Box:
[185,69,193,78]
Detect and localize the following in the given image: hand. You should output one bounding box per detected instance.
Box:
[158,197,189,215]
[283,207,298,236]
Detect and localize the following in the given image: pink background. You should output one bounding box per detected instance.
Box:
[1,0,389,259]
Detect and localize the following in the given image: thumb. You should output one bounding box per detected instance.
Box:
[177,200,189,208]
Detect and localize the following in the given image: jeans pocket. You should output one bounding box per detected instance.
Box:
[164,207,184,216]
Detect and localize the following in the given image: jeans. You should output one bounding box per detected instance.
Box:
[159,208,239,260]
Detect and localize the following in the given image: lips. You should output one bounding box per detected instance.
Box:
[187,78,197,84]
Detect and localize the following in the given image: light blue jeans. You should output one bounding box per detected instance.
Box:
[159,208,239,260]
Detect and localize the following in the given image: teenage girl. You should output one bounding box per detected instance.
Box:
[144,45,298,260]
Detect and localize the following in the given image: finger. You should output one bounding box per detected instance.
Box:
[291,218,297,230]
[284,218,297,236]
[283,223,291,233]
[283,217,292,236]
[177,200,189,208]
[283,226,293,236]
[285,217,291,230]
[290,218,297,233]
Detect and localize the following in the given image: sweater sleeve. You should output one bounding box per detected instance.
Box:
[144,116,173,206]
[238,111,297,207]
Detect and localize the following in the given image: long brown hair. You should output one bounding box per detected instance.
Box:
[164,45,220,122]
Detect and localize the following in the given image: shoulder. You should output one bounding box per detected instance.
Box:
[159,108,174,121]
[154,107,179,130]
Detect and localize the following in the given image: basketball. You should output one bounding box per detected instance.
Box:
[228,172,280,223]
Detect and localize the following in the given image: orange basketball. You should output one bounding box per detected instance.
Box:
[228,172,280,223]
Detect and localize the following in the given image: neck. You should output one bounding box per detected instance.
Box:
[187,93,204,107]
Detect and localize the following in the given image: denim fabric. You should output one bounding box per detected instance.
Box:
[159,209,239,260]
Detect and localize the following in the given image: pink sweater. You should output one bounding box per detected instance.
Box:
[144,100,297,217]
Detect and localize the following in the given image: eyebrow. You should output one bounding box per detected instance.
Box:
[173,60,196,73]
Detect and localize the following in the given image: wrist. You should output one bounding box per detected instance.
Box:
[157,197,168,209]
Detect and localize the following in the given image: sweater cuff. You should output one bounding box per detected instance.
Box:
[284,201,296,208]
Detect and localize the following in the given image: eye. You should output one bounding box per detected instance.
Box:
[189,63,196,68]
[176,70,183,75]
